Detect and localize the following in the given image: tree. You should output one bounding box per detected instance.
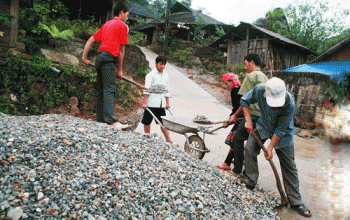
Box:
[284,0,348,53]
[254,0,349,54]
[253,8,289,35]
[317,28,350,53]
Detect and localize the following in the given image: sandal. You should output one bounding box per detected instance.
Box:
[291,204,312,217]
[216,164,231,170]
[228,171,240,178]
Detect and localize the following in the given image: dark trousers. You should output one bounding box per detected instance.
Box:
[242,129,303,205]
[223,121,241,166]
[95,52,118,124]
[231,116,259,174]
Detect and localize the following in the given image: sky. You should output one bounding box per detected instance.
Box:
[190,0,350,26]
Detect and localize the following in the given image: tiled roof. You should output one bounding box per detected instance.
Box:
[241,22,313,53]
[210,22,315,55]
[166,11,225,25]
[129,3,159,20]
[134,2,226,32]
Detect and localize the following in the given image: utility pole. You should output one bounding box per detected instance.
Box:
[164,0,171,50]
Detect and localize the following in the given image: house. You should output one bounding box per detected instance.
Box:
[128,3,159,28]
[285,35,350,83]
[210,22,316,70]
[135,2,230,45]
[0,0,32,49]
[310,35,350,63]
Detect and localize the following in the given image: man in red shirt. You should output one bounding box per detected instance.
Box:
[82,1,130,130]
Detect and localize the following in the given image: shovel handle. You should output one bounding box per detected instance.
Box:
[210,125,225,133]
[251,132,289,206]
[89,63,147,90]
[212,120,230,124]
[122,76,147,90]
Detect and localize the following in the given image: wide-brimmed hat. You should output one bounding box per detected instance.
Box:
[265,77,286,107]
[222,73,241,87]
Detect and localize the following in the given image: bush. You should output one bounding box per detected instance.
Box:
[0,51,143,115]
[137,67,150,78]
[330,72,349,104]
[128,31,145,46]
[40,23,74,40]
[0,13,12,27]
[69,18,99,40]
[0,53,96,115]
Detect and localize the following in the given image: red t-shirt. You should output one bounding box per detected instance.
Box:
[93,17,128,57]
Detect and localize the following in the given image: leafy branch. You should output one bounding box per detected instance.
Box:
[39,23,74,40]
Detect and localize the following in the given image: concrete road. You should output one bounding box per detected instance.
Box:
[134,46,349,220]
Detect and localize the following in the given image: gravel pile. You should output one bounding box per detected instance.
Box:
[193,115,210,123]
[0,113,280,220]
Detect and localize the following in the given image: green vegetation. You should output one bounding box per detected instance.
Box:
[254,0,349,54]
[0,51,94,115]
[0,13,12,27]
[40,23,74,40]
[128,31,146,46]
[0,49,143,115]
[330,72,349,104]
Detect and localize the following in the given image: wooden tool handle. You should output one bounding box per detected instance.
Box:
[252,132,289,206]
[122,76,147,89]
[89,63,147,90]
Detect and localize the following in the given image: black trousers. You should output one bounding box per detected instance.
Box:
[95,52,119,124]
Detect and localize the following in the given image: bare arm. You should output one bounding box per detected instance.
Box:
[265,134,281,160]
[142,94,149,109]
[116,44,125,79]
[229,106,242,124]
[165,97,170,109]
[242,106,253,133]
[82,36,96,65]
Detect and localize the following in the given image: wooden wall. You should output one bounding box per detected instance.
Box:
[227,38,308,71]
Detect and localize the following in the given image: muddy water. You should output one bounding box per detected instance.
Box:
[269,137,350,220]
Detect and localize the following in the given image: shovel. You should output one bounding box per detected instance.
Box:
[89,63,166,94]
[194,117,243,125]
[201,118,243,134]
[89,63,147,89]
[194,119,230,125]
[251,132,289,206]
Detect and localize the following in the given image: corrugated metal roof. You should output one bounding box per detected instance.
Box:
[310,35,350,63]
[285,60,350,80]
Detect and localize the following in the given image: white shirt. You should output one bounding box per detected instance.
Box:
[144,69,170,108]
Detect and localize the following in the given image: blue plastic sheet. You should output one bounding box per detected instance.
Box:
[285,61,350,81]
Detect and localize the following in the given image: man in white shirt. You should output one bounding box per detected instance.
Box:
[141,55,173,143]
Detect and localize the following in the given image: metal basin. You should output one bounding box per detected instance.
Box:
[161,116,199,134]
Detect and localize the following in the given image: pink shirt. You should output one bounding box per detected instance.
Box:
[93,17,128,57]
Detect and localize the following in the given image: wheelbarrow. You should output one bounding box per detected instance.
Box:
[146,108,229,159]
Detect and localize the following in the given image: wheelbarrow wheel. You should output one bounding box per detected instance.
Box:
[184,135,206,159]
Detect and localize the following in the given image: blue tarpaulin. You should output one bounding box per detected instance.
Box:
[285,61,350,81]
